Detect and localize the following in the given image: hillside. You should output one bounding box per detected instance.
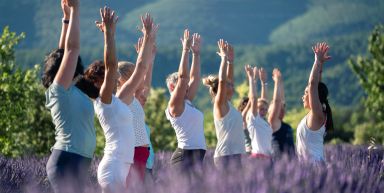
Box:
[1,0,380,110]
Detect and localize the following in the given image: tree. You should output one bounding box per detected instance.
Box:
[349,25,384,120]
[0,27,54,157]
[348,25,384,145]
[144,88,177,151]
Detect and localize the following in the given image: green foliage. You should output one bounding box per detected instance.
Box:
[349,25,384,120]
[144,88,176,151]
[270,0,384,44]
[354,122,384,145]
[0,27,54,157]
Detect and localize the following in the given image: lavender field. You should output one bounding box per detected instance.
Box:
[1,145,383,193]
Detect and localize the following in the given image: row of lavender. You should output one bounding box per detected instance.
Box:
[1,145,383,193]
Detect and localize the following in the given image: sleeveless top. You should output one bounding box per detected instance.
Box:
[128,97,149,146]
[272,122,295,155]
[247,114,273,155]
[296,115,326,162]
[165,100,206,150]
[94,95,135,163]
[214,102,246,157]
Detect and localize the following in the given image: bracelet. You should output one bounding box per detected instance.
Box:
[262,82,268,86]
[62,19,69,24]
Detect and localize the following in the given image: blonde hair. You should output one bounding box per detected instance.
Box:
[202,75,219,98]
[118,61,135,81]
[165,72,178,93]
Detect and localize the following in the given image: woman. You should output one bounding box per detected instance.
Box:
[116,17,157,183]
[244,65,273,158]
[92,9,154,192]
[296,42,334,162]
[202,40,245,167]
[43,1,96,193]
[133,36,157,179]
[165,30,206,169]
[237,97,252,154]
[268,69,295,156]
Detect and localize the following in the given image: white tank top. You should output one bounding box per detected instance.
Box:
[94,95,135,163]
[296,115,326,162]
[214,102,246,157]
[128,97,149,147]
[165,100,207,150]
[247,114,273,155]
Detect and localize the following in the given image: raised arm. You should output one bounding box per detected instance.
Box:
[135,24,158,99]
[59,0,70,49]
[268,68,283,132]
[117,13,153,102]
[214,39,230,119]
[259,67,268,100]
[227,43,234,84]
[308,42,331,129]
[186,33,201,101]
[168,29,192,117]
[245,65,259,117]
[95,7,118,104]
[54,0,80,89]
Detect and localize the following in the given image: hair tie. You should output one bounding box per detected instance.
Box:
[322,103,326,111]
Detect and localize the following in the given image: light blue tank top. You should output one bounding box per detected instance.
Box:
[145,124,155,169]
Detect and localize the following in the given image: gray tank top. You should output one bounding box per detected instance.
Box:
[214,102,246,157]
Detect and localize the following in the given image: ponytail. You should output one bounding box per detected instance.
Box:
[202,75,218,98]
[323,100,334,132]
[318,82,334,132]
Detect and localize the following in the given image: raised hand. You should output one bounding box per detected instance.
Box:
[64,0,79,8]
[134,37,144,54]
[272,68,281,82]
[61,0,70,19]
[253,66,258,80]
[259,67,267,83]
[180,29,192,51]
[228,44,234,64]
[95,7,119,34]
[312,42,331,64]
[245,64,253,79]
[217,39,229,58]
[140,13,153,36]
[149,23,159,43]
[191,33,201,55]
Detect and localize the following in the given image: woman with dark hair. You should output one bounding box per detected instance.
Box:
[296,42,333,162]
[43,1,96,193]
[202,40,245,167]
[93,10,154,192]
[237,97,252,154]
[165,30,206,170]
[268,69,295,156]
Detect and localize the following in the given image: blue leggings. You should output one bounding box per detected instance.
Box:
[46,149,91,193]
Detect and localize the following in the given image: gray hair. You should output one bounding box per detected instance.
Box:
[166,72,178,93]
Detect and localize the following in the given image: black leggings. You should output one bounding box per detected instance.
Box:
[170,148,206,169]
[46,149,91,193]
[214,154,242,170]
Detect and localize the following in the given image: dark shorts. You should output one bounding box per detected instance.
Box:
[214,154,242,170]
[46,149,92,193]
[170,148,206,169]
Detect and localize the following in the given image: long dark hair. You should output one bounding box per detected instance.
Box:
[42,49,84,88]
[318,82,334,131]
[75,60,104,99]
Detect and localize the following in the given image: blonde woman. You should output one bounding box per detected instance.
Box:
[202,40,245,167]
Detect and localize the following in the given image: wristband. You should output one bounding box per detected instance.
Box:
[62,19,69,24]
[262,82,268,86]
